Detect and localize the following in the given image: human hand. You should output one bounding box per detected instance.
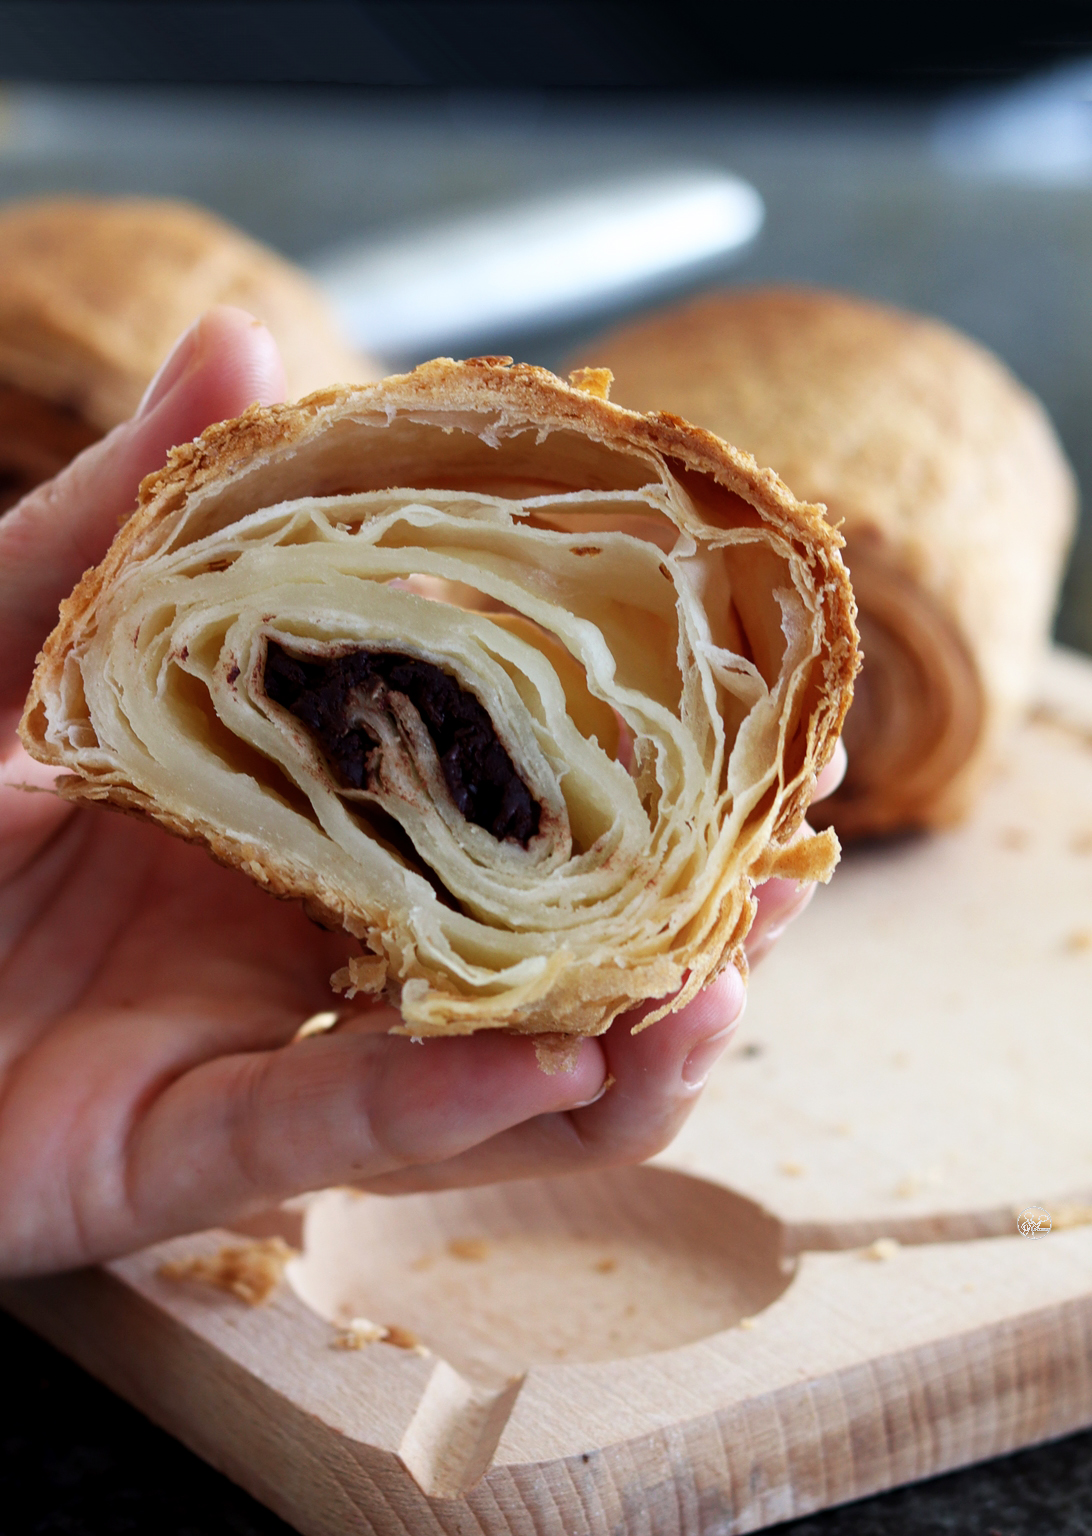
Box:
[0,311,844,1275]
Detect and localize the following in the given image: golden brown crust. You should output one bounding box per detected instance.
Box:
[0,196,378,429]
[33,356,858,808]
[21,358,858,1036]
[567,288,1077,837]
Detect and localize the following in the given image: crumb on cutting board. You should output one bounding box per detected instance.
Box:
[332,1318,431,1355]
[862,1237,901,1262]
[447,1236,489,1261]
[158,1237,296,1305]
[332,1316,388,1349]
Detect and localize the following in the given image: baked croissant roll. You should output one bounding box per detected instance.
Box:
[20,359,857,1038]
[568,289,1077,838]
[0,196,376,512]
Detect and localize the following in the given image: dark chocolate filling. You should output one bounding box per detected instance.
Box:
[264,641,541,846]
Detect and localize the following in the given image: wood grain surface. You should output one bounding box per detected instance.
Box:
[4,647,1092,1535]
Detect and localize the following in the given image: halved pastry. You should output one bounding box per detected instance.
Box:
[0,196,377,511]
[20,358,858,1038]
[568,289,1077,838]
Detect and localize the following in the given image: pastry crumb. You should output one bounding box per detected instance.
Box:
[863,1237,900,1262]
[567,366,613,400]
[158,1237,295,1305]
[447,1237,489,1262]
[330,951,388,999]
[1063,929,1092,954]
[333,1317,430,1355]
[333,1316,388,1349]
[293,1010,339,1041]
[778,1160,805,1177]
[533,1033,582,1073]
[738,1316,757,1330]
[384,1323,429,1354]
[594,1256,617,1274]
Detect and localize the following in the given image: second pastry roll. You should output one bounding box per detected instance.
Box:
[568,289,1077,838]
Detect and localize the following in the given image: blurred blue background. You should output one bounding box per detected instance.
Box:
[3,3,1092,649]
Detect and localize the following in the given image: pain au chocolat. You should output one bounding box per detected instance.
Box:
[20,358,858,1038]
[568,289,1076,838]
[0,196,376,512]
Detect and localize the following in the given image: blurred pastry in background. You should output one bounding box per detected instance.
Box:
[568,288,1077,838]
[0,196,378,513]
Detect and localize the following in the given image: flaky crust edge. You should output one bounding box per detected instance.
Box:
[20,357,859,1032]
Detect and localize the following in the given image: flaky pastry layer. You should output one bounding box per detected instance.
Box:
[21,358,858,1036]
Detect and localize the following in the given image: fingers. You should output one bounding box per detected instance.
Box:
[745,737,849,964]
[119,972,740,1249]
[747,875,814,965]
[360,968,746,1195]
[813,737,848,801]
[0,307,286,709]
[115,1019,607,1253]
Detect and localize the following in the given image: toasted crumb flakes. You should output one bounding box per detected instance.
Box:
[333,1317,388,1350]
[533,1033,582,1074]
[384,1323,429,1354]
[863,1237,901,1262]
[330,952,388,999]
[447,1237,489,1262]
[158,1237,296,1305]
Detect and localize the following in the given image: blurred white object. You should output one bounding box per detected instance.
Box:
[310,170,763,354]
[935,58,1092,182]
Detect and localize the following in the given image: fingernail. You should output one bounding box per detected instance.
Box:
[137,317,202,417]
[681,1027,735,1088]
[571,1072,615,1109]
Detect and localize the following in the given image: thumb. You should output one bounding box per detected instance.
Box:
[0,306,286,710]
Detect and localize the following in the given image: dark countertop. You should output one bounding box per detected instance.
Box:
[3,1307,1091,1536]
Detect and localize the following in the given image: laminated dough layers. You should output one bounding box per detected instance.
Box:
[0,196,377,511]
[21,358,858,1038]
[568,289,1077,838]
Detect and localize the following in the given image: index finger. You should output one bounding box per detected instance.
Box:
[361,968,746,1194]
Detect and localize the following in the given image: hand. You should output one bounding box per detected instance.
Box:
[0,311,844,1275]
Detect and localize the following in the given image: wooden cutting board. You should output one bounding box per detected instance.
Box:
[4,647,1092,1536]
